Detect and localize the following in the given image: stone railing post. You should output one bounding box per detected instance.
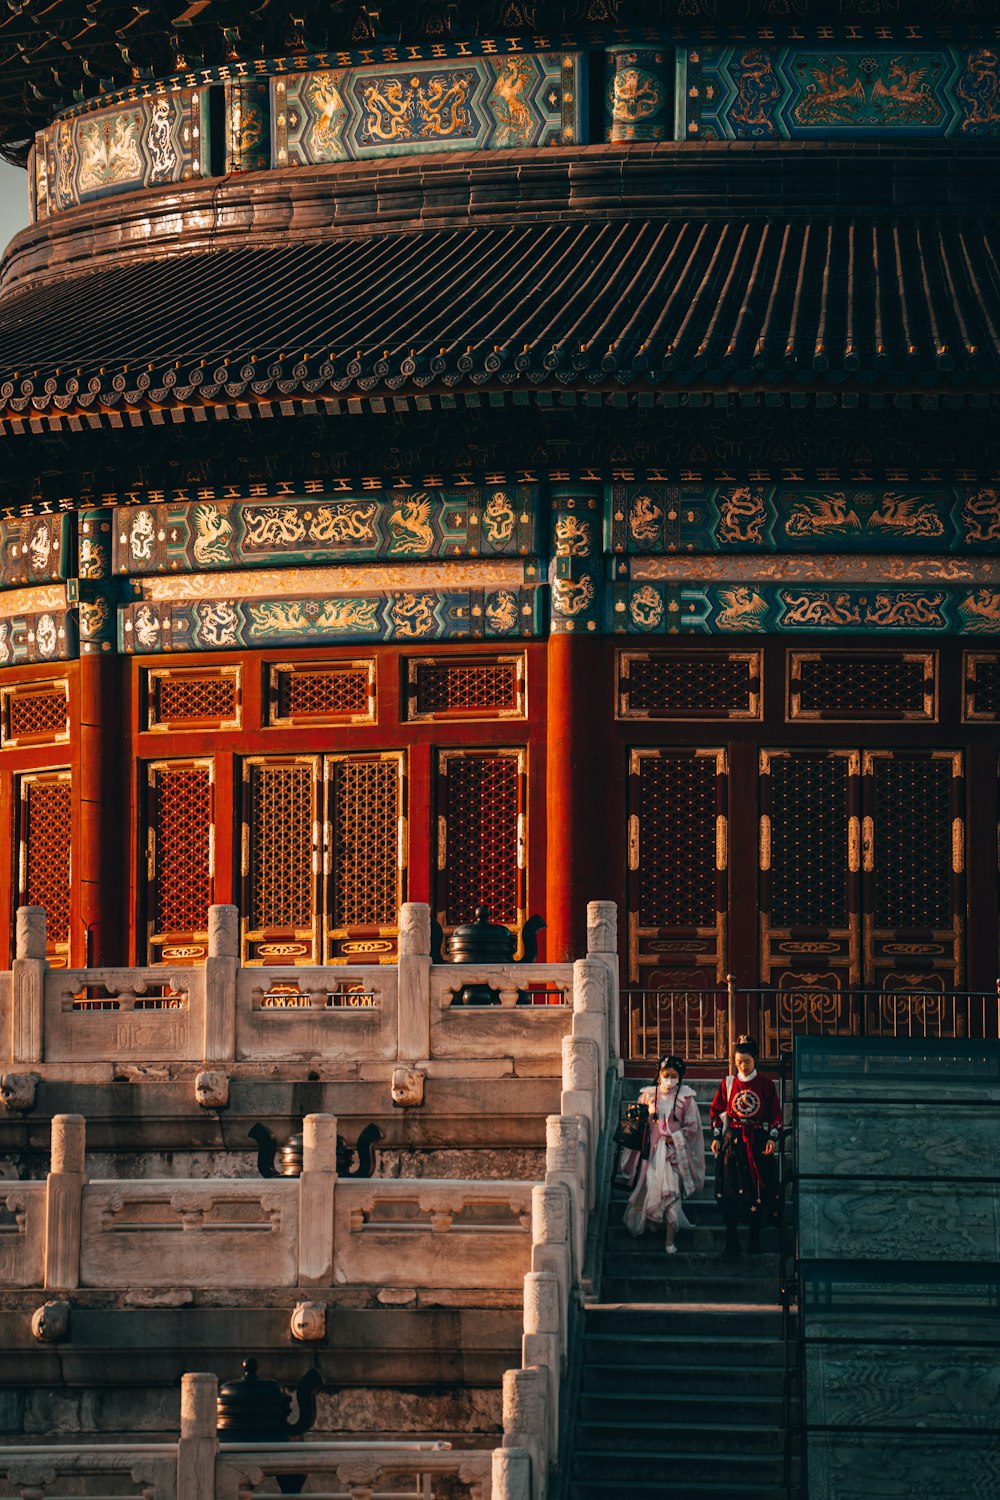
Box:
[545,1115,584,1279]
[12,906,48,1065]
[521,1271,561,1460]
[561,1034,600,1209]
[397,902,431,1063]
[586,901,619,1063]
[502,1366,547,1500]
[491,1447,531,1500]
[177,1371,218,1500]
[571,960,609,1124]
[298,1113,338,1285]
[204,905,238,1065]
[530,1184,571,1358]
[44,1114,85,1291]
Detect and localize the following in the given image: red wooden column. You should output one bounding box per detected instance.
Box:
[76,507,122,965]
[545,632,609,961]
[545,485,607,962]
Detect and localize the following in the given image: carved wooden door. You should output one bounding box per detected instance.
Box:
[241,751,406,965]
[145,758,214,964]
[435,747,526,937]
[862,749,965,992]
[17,768,72,967]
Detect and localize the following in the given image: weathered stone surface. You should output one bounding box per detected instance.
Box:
[376,1149,545,1181]
[315,1384,501,1437]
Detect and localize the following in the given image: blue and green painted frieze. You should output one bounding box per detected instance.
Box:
[612,582,1000,636]
[32,88,210,218]
[273,52,582,165]
[685,45,1000,139]
[119,583,542,654]
[0,514,72,588]
[112,487,540,575]
[607,484,1000,555]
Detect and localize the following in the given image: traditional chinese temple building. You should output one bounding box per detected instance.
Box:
[0,0,999,1032]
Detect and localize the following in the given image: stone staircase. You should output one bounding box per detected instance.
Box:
[564,1078,798,1500]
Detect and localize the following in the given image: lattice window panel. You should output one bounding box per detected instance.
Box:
[328,755,403,930]
[17,771,71,957]
[633,754,719,929]
[146,667,240,730]
[768,756,850,929]
[870,756,954,931]
[268,662,375,726]
[790,652,935,721]
[408,656,525,720]
[438,751,525,929]
[619,651,761,720]
[245,759,316,934]
[1,681,69,746]
[964,653,1000,721]
[146,761,213,956]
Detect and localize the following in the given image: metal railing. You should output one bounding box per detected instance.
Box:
[624,981,1000,1066]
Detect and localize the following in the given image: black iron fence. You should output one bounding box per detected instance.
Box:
[623,980,1000,1066]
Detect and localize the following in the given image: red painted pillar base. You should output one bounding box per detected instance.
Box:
[545,633,609,963]
[77,655,122,966]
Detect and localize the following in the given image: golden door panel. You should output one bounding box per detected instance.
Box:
[627,747,728,986]
[146,758,214,965]
[241,754,322,965]
[16,769,72,967]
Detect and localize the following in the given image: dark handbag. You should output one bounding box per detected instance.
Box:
[614,1102,649,1151]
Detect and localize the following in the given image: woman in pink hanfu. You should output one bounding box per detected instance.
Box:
[621,1054,705,1254]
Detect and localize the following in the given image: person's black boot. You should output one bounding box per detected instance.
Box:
[723,1223,741,1259]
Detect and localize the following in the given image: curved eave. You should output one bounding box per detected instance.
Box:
[0,213,999,431]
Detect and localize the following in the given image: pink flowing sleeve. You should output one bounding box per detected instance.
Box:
[682,1090,706,1192]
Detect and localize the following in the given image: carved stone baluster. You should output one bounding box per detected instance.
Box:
[44,1115,84,1291]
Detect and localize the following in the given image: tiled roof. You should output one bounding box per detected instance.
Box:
[0,216,997,424]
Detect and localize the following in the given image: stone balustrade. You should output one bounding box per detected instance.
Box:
[0,1376,493,1497]
[9,1114,548,1295]
[1,902,619,1077]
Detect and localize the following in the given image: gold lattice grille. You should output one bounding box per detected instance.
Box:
[148,762,213,942]
[620,651,761,719]
[770,756,849,929]
[148,669,240,728]
[410,657,523,719]
[635,755,718,928]
[872,757,953,929]
[791,652,934,720]
[19,772,72,950]
[5,688,69,743]
[329,756,401,928]
[247,760,315,931]
[269,663,374,724]
[439,751,523,927]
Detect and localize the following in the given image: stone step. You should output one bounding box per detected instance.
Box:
[585,1306,785,1339]
[600,1273,779,1303]
[577,1388,785,1426]
[581,1359,788,1393]
[574,1416,784,1456]
[568,1476,792,1500]
[568,1445,787,1486]
[604,1221,782,1252]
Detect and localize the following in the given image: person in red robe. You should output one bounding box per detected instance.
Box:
[709,1035,781,1257]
